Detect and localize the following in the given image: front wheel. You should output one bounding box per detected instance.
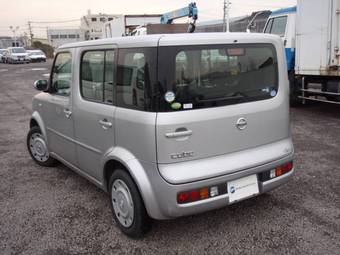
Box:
[27,126,57,167]
[109,169,152,238]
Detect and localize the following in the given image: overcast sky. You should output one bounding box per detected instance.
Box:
[0,0,296,38]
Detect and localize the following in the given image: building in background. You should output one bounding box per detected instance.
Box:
[47,28,85,48]
[0,36,26,48]
[81,10,120,40]
[103,14,162,38]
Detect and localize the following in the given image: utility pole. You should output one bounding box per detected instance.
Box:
[28,21,33,46]
[223,0,231,32]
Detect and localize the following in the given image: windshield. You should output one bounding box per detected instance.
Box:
[0,49,5,54]
[158,44,278,111]
[12,48,26,53]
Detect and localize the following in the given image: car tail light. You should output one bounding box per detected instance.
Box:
[271,161,293,179]
[177,185,226,204]
[178,193,190,204]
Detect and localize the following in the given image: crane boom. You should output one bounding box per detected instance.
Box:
[160,2,198,25]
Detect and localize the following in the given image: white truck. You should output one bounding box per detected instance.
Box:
[264,0,340,104]
[103,15,162,38]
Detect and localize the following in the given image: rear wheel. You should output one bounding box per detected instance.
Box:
[289,72,302,107]
[27,126,57,167]
[109,169,152,238]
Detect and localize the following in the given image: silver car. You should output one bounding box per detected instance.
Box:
[7,47,30,64]
[27,33,294,237]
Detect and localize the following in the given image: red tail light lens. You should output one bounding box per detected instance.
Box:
[177,185,225,204]
[190,191,200,201]
[276,161,293,177]
[178,193,190,204]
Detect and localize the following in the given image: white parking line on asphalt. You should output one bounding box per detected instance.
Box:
[30,68,48,71]
[0,69,8,72]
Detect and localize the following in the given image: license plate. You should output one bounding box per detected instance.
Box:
[227,174,259,203]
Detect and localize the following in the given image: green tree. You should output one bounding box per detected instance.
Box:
[31,41,54,58]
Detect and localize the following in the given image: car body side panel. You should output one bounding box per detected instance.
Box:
[114,108,157,163]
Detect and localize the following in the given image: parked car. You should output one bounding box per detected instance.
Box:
[0,49,9,63]
[27,50,47,62]
[6,47,30,64]
[27,33,294,238]
[0,49,6,63]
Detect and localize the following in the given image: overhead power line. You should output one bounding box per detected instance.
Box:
[30,19,80,24]
[232,2,289,9]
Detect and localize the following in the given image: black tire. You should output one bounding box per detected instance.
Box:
[109,169,152,238]
[27,126,57,167]
[289,72,303,107]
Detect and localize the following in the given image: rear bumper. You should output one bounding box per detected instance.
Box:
[140,142,294,220]
[11,59,29,63]
[31,58,46,62]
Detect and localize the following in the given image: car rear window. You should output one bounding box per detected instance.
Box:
[157,44,278,111]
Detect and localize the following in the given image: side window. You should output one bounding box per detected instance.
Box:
[81,51,104,101]
[264,18,273,34]
[80,50,115,104]
[266,16,288,36]
[51,52,72,96]
[117,50,147,110]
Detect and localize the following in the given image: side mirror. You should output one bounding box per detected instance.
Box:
[34,79,48,91]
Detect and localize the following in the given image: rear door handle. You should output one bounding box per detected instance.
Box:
[63,109,72,119]
[99,119,112,129]
[165,130,193,138]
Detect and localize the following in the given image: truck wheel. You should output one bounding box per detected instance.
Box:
[109,169,152,238]
[289,72,302,107]
[27,126,57,167]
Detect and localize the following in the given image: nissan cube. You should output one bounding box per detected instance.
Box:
[27,33,294,238]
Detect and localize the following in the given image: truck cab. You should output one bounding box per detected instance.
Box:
[265,1,340,105]
[264,7,296,72]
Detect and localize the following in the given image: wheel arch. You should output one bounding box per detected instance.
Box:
[102,147,163,219]
[30,111,48,143]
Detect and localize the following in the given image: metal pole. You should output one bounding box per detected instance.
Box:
[14,30,17,46]
[28,21,33,46]
[223,0,231,32]
[9,26,19,46]
[226,0,230,32]
[223,0,226,32]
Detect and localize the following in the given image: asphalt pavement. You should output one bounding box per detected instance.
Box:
[0,61,339,255]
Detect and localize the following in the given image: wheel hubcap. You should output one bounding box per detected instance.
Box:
[111,179,134,228]
[29,133,49,162]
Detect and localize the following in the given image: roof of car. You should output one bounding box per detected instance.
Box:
[58,32,282,50]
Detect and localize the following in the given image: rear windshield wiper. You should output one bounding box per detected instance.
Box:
[195,94,244,103]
